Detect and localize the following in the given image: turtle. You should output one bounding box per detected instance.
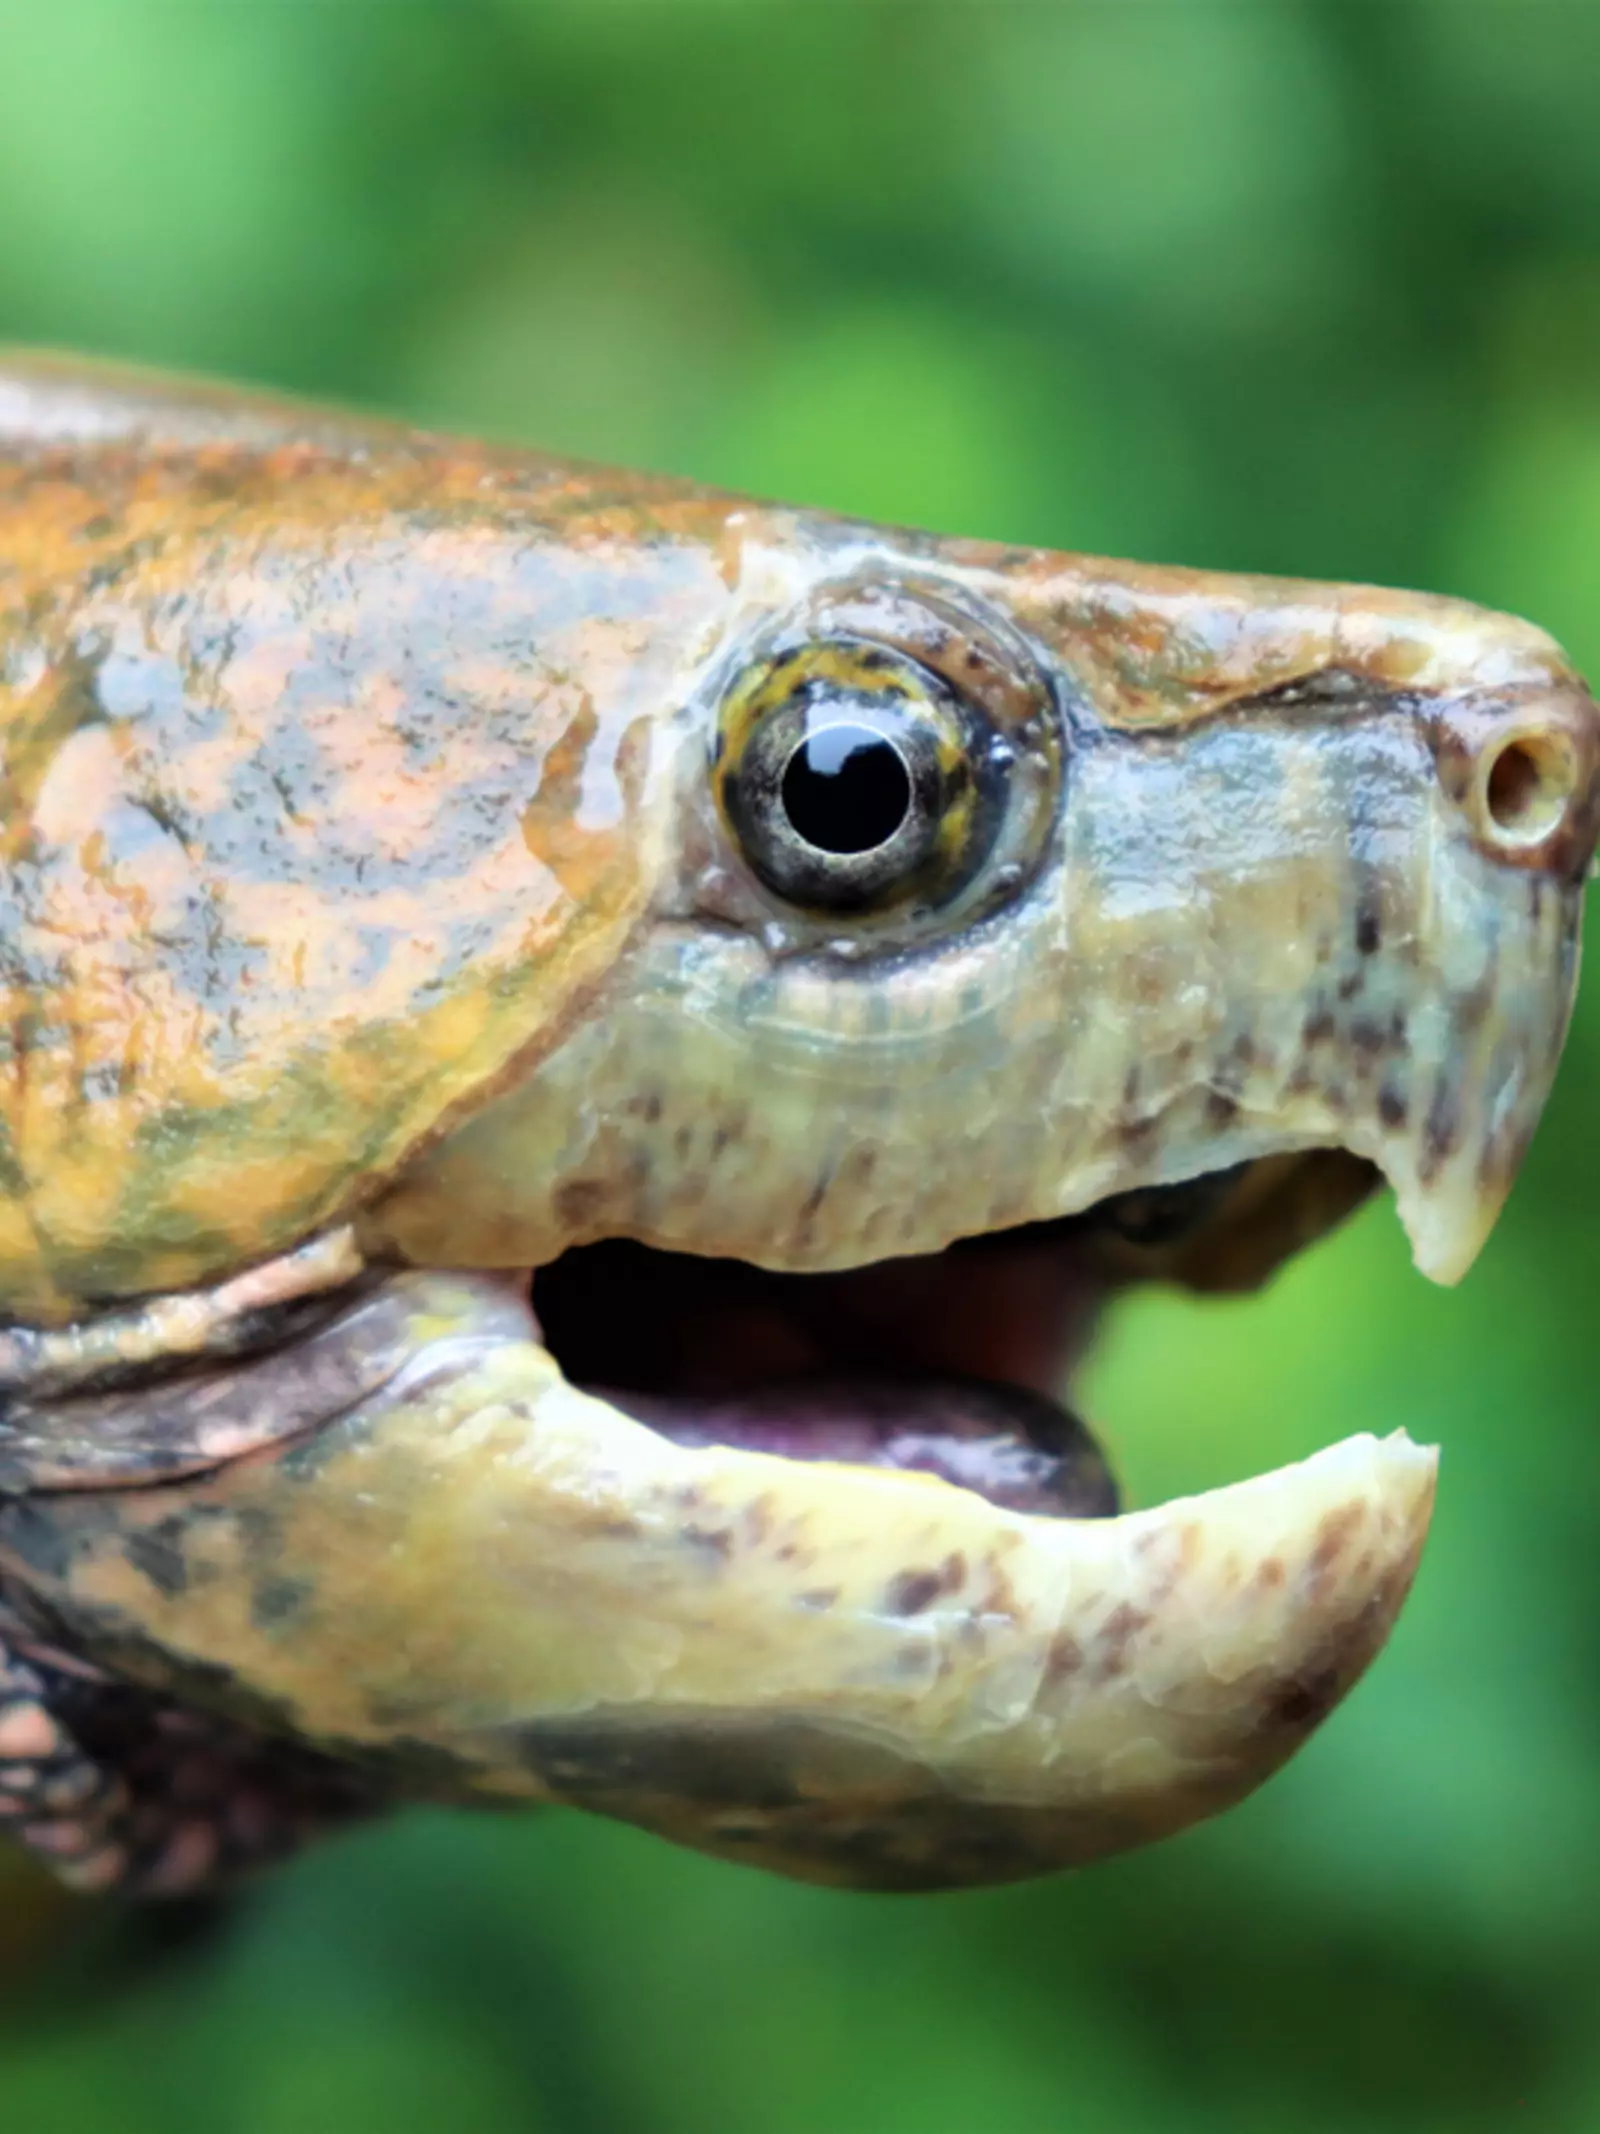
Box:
[0,347,1593,1900]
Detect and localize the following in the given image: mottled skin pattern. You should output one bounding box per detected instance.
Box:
[0,399,712,1319]
[0,351,1594,1896]
[0,355,1591,1313]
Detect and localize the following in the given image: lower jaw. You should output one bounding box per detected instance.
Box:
[0,1246,1440,1893]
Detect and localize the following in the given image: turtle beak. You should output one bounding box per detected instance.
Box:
[0,1269,1439,1891]
[363,614,1600,1305]
[1373,686,1600,1282]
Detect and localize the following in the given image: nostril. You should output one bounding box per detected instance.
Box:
[1478,729,1581,849]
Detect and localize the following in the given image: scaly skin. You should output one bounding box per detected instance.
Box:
[0,350,1594,1894]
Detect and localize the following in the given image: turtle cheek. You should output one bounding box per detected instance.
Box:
[363,688,1575,1294]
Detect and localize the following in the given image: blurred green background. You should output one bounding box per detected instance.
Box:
[2,1,1600,2127]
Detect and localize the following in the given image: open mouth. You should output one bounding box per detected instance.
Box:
[0,1142,1446,1894]
[0,1139,1442,1895]
[530,1149,1382,1522]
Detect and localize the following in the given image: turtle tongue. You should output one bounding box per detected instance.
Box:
[604,1377,1121,1520]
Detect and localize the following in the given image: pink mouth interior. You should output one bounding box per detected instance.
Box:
[531,1230,1118,1519]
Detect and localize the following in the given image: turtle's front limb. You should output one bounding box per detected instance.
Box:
[0,1601,385,1896]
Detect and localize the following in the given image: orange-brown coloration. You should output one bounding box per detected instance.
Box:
[0,376,730,1314]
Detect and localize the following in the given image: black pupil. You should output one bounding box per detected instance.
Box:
[780,723,913,855]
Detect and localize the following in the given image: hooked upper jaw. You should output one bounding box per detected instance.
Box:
[365,537,1600,1294]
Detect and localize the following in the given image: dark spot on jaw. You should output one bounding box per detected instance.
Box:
[673,1123,693,1159]
[0,1498,80,1585]
[797,1587,839,1612]
[1337,971,1364,1002]
[82,556,137,596]
[1205,1091,1239,1130]
[1349,1018,1387,1057]
[1264,1666,1341,1729]
[1355,894,1382,956]
[1307,1502,1363,1590]
[554,1179,608,1231]
[682,1523,734,1561]
[1378,1085,1409,1129]
[795,1173,830,1228]
[1421,1078,1460,1183]
[979,1562,1020,1621]
[1479,1115,1533,1191]
[885,1554,966,1617]
[251,1575,313,1631]
[1046,1632,1084,1680]
[1254,1556,1287,1592]
[628,1090,663,1125]
[1457,977,1495,1036]
[1122,1064,1142,1109]
[1094,1600,1152,1679]
[122,1527,191,1600]
[884,1570,944,1617]
[1302,1009,1336,1047]
[843,1144,878,1187]
[513,1716,816,1815]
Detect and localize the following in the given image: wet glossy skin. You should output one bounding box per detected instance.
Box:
[0,350,1594,1893]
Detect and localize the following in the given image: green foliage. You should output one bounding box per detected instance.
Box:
[3,3,1599,2125]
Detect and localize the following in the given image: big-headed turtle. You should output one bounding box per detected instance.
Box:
[0,351,1594,1898]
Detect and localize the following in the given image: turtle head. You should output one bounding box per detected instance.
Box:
[0,360,1595,1891]
[372,530,1598,1295]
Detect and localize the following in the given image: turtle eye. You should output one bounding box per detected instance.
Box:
[715,642,991,915]
[781,720,914,855]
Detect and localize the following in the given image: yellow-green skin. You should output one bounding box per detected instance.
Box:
[0,351,1594,1891]
[0,362,701,1319]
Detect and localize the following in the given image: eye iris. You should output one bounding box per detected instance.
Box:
[780,723,913,855]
